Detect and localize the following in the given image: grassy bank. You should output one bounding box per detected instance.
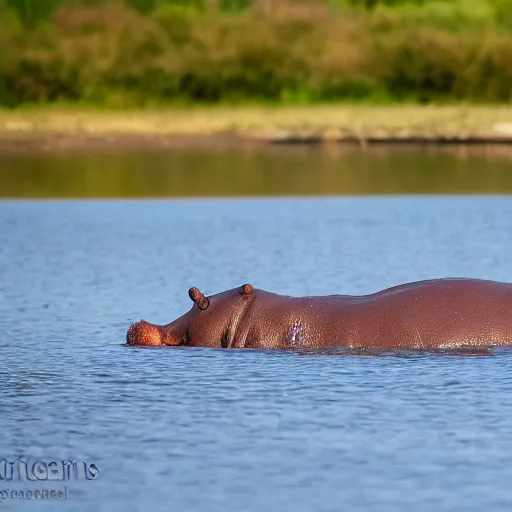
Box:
[2,105,512,140]
[1,0,512,107]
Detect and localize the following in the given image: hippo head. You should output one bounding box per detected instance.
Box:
[126,284,255,348]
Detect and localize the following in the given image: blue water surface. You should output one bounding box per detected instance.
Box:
[2,197,512,511]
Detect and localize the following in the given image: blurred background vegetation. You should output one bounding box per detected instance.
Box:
[1,0,512,108]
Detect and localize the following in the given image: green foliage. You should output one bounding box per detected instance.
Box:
[151,1,202,45]
[4,0,60,23]
[488,0,512,30]
[218,0,252,12]
[1,0,512,107]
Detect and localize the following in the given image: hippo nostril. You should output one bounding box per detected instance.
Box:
[126,321,142,346]
[126,320,162,346]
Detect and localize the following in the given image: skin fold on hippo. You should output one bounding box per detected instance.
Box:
[125,278,512,350]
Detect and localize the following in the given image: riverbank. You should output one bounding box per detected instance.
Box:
[2,105,512,154]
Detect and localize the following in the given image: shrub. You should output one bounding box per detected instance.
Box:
[1,0,512,106]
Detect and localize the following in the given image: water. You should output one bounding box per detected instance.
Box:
[2,146,512,511]
[2,144,512,197]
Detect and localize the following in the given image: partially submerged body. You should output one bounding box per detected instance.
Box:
[126,278,512,350]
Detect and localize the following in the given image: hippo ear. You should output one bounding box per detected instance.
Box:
[188,287,210,311]
[240,284,254,296]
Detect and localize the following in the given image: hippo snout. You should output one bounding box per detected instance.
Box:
[126,320,164,346]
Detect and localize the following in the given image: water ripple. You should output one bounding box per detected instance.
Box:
[2,197,512,512]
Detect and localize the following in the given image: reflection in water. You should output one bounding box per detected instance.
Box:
[289,346,496,357]
[122,345,497,357]
[2,145,512,198]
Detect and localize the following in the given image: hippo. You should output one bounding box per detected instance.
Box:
[125,278,512,350]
